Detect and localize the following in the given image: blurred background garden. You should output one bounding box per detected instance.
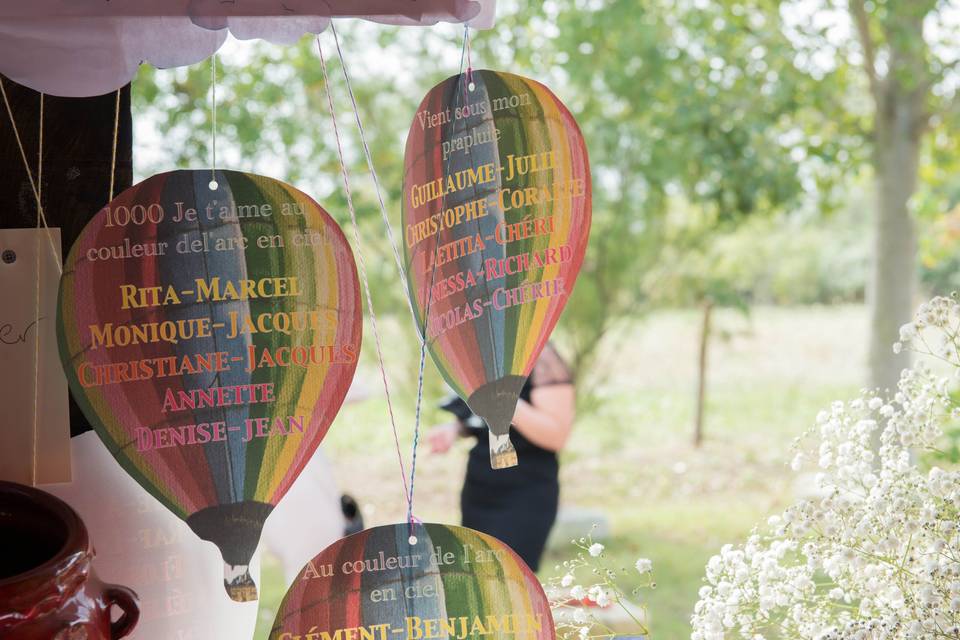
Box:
[130,1,960,637]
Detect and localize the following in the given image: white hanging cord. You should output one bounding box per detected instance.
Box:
[209,54,219,189]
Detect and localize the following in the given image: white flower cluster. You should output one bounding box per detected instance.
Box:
[546,531,654,639]
[691,296,960,639]
[893,294,960,362]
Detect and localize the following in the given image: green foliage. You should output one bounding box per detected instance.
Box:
[472,0,856,379]
[917,140,960,295]
[131,0,941,397]
[645,201,870,309]
[923,388,960,467]
[787,0,960,284]
[486,0,842,215]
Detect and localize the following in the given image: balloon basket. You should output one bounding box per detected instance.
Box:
[224,563,258,603]
[468,375,526,469]
[185,501,273,602]
[489,433,518,469]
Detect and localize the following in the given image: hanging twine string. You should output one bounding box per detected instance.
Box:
[109,89,121,201]
[315,36,413,516]
[30,93,44,485]
[37,94,43,206]
[0,78,60,271]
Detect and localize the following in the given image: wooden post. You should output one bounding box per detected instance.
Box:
[693,299,714,448]
[0,75,132,436]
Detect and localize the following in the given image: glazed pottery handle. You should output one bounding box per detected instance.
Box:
[103,585,140,639]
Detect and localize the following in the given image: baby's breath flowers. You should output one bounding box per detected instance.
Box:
[546,530,654,639]
[893,294,960,362]
[691,294,960,640]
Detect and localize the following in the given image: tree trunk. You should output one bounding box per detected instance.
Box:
[693,299,713,448]
[866,78,925,395]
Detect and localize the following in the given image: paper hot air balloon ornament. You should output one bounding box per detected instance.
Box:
[269,523,555,639]
[57,170,361,602]
[402,70,591,469]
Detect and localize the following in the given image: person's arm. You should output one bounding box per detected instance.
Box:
[428,420,465,454]
[510,383,575,452]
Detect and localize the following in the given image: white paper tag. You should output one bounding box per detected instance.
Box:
[0,228,70,484]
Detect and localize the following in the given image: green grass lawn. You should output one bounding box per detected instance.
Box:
[254,305,867,639]
[540,502,774,635]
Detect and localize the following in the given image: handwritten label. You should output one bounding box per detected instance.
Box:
[0,228,70,484]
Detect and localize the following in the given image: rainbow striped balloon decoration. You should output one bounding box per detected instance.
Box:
[403,70,591,469]
[269,523,555,639]
[57,170,361,602]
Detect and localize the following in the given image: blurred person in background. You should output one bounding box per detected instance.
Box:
[428,343,575,571]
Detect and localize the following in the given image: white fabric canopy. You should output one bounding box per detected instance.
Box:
[0,0,495,96]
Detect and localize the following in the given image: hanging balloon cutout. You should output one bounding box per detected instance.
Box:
[57,170,361,602]
[269,523,555,639]
[402,70,591,469]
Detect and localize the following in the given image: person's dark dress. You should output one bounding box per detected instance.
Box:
[442,345,572,572]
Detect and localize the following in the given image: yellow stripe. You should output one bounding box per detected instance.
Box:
[254,200,338,500]
[512,79,575,373]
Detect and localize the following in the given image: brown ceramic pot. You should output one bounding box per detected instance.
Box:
[0,481,139,639]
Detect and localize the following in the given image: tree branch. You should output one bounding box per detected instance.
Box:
[850,0,882,105]
[933,55,960,123]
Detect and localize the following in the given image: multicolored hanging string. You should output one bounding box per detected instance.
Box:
[316,35,412,520]
[405,26,475,532]
[327,22,418,337]
[326,24,474,538]
[465,23,475,90]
